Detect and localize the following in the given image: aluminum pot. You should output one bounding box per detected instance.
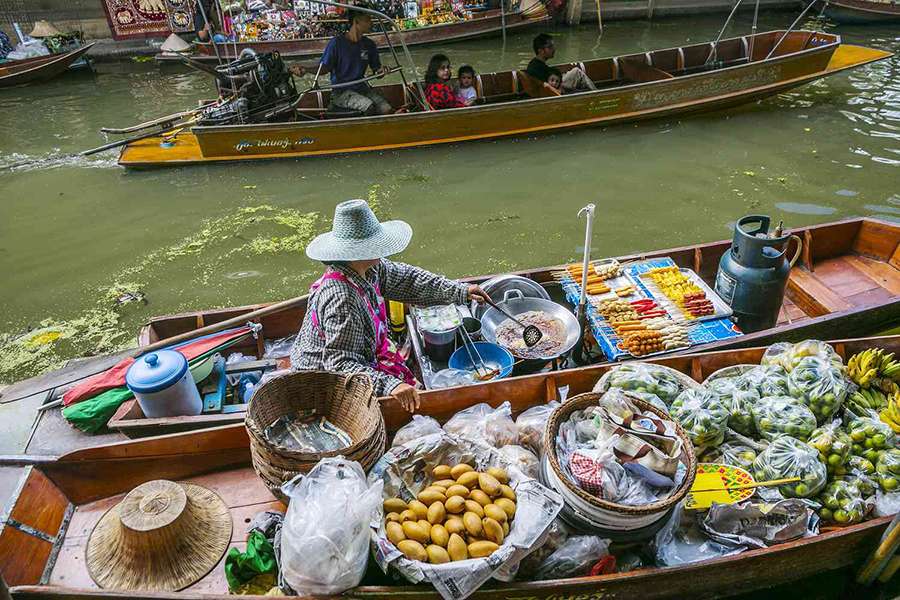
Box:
[481,289,581,372]
[421,324,457,362]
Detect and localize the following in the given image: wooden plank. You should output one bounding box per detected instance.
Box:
[844,254,900,296]
[0,527,52,586]
[786,268,853,317]
[853,219,900,260]
[7,470,68,541]
[890,243,900,270]
[846,286,896,309]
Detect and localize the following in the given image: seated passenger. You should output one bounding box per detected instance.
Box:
[456,65,478,106]
[424,54,465,110]
[526,33,596,94]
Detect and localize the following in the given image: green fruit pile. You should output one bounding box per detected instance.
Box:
[743,364,791,398]
[787,356,849,424]
[875,448,900,492]
[605,363,686,407]
[762,340,843,373]
[704,442,757,472]
[816,480,868,525]
[807,423,852,475]
[669,388,730,448]
[848,417,896,465]
[751,396,817,442]
[752,436,827,498]
[704,377,759,436]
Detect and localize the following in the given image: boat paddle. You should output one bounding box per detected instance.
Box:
[572,203,595,365]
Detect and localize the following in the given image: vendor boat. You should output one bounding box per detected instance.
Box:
[813,0,900,23]
[156,6,551,64]
[0,43,94,88]
[115,28,891,167]
[8,217,900,449]
[1,333,897,599]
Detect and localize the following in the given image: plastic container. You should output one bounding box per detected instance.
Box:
[125,350,202,418]
[448,341,514,380]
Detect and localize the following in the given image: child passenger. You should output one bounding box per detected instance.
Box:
[457,65,478,106]
[424,53,465,110]
[547,72,561,91]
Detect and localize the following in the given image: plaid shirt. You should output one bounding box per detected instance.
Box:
[290,260,468,395]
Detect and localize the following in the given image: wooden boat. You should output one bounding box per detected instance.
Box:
[2,333,898,598]
[0,44,94,89]
[155,8,549,64]
[818,0,900,23]
[117,30,892,167]
[39,216,900,442]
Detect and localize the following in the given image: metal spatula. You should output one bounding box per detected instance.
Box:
[483,297,543,347]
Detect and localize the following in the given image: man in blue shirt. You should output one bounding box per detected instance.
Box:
[318,10,392,115]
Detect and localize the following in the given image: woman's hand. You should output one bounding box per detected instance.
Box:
[467,284,490,304]
[391,383,420,413]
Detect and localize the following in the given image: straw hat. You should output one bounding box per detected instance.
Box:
[86,480,232,591]
[306,199,412,262]
[160,33,192,53]
[29,21,62,38]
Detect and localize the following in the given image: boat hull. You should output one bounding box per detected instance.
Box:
[0,44,95,88]
[822,0,900,23]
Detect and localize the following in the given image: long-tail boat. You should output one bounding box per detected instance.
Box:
[818,0,900,23]
[0,44,94,89]
[116,30,891,167]
[1,333,897,599]
[11,217,900,448]
[155,6,550,64]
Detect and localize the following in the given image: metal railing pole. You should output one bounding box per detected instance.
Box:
[765,0,823,60]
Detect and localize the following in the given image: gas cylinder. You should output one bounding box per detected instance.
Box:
[715,215,802,333]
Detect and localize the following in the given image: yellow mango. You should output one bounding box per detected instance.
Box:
[401,521,429,544]
[383,498,408,513]
[484,504,507,524]
[445,496,466,514]
[478,473,501,497]
[468,541,499,558]
[433,464,452,479]
[433,479,457,489]
[427,501,446,525]
[464,500,485,517]
[469,489,491,507]
[385,511,402,523]
[430,523,449,547]
[445,516,466,535]
[446,484,470,498]
[400,509,417,522]
[483,517,504,545]
[418,489,447,506]
[426,544,451,564]
[463,512,483,537]
[499,484,516,501]
[486,467,509,484]
[386,521,406,545]
[457,471,480,489]
[447,533,468,561]
[397,539,427,562]
[451,463,475,479]
[495,498,517,520]
[409,500,429,520]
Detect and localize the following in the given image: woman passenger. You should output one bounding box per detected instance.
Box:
[424,53,465,110]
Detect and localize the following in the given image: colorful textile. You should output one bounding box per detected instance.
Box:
[101,0,195,40]
[425,82,465,109]
[62,326,254,406]
[569,451,608,497]
[225,530,278,592]
[62,386,133,434]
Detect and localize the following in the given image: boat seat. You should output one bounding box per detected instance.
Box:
[517,70,561,99]
[323,106,365,119]
[620,58,674,83]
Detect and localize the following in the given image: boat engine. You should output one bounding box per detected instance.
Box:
[200,50,298,125]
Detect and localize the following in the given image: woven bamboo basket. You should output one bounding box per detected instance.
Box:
[246,371,385,501]
[542,391,697,537]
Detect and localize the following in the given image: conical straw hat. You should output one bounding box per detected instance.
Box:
[29,21,62,38]
[86,480,232,592]
[161,33,191,53]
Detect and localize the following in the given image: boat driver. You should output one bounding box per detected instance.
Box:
[526,33,596,94]
[290,200,489,412]
[291,10,394,116]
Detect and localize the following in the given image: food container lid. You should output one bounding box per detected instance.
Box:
[126,350,189,393]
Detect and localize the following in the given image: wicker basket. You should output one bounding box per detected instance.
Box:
[542,391,697,538]
[246,371,386,501]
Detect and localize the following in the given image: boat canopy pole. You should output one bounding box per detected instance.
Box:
[705,0,744,65]
[747,0,761,62]
[195,0,223,65]
[765,0,823,60]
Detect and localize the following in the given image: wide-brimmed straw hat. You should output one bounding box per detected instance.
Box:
[86,480,232,592]
[29,21,62,38]
[306,199,412,262]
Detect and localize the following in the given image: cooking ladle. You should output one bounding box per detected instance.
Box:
[482,296,543,347]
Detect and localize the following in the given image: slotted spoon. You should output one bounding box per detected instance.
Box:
[482,297,543,347]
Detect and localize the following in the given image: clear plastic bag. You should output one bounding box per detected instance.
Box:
[704,377,760,436]
[702,442,759,472]
[875,490,900,517]
[499,444,540,479]
[751,396,817,442]
[787,356,849,424]
[816,479,871,524]
[512,518,570,579]
[596,362,692,408]
[848,415,897,465]
[443,401,518,448]
[876,448,900,492]
[280,457,383,595]
[740,364,791,398]
[516,402,560,455]
[807,420,852,475]
[532,536,611,580]
[392,415,443,448]
[653,504,744,567]
[669,388,730,448]
[752,436,827,498]
[762,340,842,372]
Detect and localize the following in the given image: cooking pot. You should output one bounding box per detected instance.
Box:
[481,289,581,373]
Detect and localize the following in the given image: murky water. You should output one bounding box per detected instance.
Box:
[1,14,898,383]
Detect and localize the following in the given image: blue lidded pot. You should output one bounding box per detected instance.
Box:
[125,350,202,418]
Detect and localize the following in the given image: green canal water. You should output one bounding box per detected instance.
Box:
[1,14,899,385]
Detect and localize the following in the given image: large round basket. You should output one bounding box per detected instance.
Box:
[542,391,697,541]
[246,371,385,501]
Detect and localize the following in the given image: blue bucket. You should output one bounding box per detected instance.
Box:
[448,342,515,380]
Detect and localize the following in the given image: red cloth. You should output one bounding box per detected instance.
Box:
[62,326,254,406]
[569,451,608,497]
[589,555,617,576]
[425,82,464,109]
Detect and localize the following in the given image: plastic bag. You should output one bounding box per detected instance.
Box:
[499,444,540,479]
[392,415,443,448]
[752,436,827,498]
[807,420,852,474]
[751,396,817,442]
[669,388,730,448]
[875,490,900,517]
[532,536,610,580]
[787,356,849,423]
[762,340,842,372]
[741,364,791,398]
[653,504,744,567]
[704,377,760,436]
[443,401,518,448]
[816,479,871,524]
[510,518,570,579]
[595,362,692,408]
[280,457,383,595]
[848,415,896,465]
[876,448,900,492]
[263,335,295,359]
[702,442,758,472]
[368,432,563,600]
[516,401,560,454]
[701,499,817,549]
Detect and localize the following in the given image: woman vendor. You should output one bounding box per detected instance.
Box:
[291,199,488,412]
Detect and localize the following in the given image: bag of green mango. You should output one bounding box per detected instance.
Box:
[806,420,852,475]
[787,356,850,424]
[669,388,730,449]
[875,448,900,492]
[751,396,817,442]
[702,442,758,472]
[594,362,696,409]
[816,479,871,525]
[762,340,843,373]
[752,436,827,498]
[704,377,759,436]
[742,364,791,398]
[847,415,896,465]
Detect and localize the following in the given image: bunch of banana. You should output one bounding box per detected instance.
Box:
[847,387,889,416]
[880,392,900,434]
[847,349,900,393]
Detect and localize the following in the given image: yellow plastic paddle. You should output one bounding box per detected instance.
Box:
[690,477,801,494]
[685,463,801,511]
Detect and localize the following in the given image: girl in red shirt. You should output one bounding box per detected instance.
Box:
[424,54,465,110]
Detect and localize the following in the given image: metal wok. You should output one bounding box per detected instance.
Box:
[481,289,581,367]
